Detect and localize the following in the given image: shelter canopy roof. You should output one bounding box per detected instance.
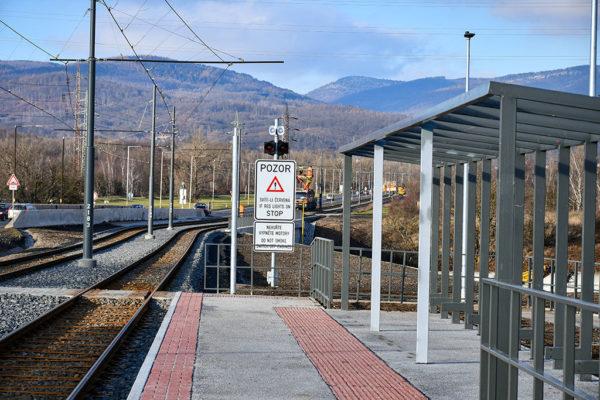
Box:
[338,81,600,165]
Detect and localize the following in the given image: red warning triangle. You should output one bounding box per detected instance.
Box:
[266,176,285,193]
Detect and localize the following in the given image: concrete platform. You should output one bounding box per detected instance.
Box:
[328,310,599,400]
[129,296,598,400]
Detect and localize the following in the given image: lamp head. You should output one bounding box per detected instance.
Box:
[464,31,475,39]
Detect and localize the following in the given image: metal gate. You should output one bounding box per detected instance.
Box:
[310,237,334,308]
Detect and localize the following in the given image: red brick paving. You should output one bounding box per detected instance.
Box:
[141,293,203,400]
[276,307,427,400]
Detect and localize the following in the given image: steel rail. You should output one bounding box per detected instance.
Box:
[0,217,227,280]
[68,222,225,399]
[0,220,226,399]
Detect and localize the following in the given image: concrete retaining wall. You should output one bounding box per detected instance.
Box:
[8,207,205,229]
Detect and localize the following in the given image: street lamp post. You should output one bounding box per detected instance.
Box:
[591,0,598,97]
[461,31,475,299]
[464,31,475,92]
[126,145,142,205]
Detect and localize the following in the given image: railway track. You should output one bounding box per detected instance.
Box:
[0,220,226,399]
[0,218,226,281]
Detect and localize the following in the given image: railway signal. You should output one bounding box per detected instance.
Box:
[263,140,289,156]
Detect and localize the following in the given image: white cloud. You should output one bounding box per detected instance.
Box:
[95,0,426,93]
[490,0,589,23]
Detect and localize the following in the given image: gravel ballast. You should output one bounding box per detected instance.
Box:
[0,293,69,338]
[0,227,182,289]
[164,229,225,292]
[87,298,171,400]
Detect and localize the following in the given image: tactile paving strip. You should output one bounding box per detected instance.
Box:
[141,293,203,400]
[276,307,427,400]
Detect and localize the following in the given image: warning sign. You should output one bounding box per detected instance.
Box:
[254,160,296,221]
[267,176,284,193]
[253,221,295,252]
[6,174,20,191]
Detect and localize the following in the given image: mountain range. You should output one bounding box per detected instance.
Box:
[0,60,596,150]
[306,65,595,113]
[0,59,400,150]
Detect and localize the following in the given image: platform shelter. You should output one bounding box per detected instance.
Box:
[338,82,600,399]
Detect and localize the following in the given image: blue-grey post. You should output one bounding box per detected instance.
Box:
[591,0,598,97]
[80,0,97,268]
[230,115,241,294]
[168,107,175,230]
[146,85,157,240]
[341,154,352,310]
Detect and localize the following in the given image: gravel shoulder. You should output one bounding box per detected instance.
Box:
[0,227,182,289]
[0,293,70,339]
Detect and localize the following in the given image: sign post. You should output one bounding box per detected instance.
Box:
[6,174,20,212]
[254,159,296,286]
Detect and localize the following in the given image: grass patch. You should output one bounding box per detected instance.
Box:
[0,228,25,252]
[98,195,254,210]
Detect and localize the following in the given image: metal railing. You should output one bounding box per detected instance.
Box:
[480,278,600,399]
[203,241,311,295]
[334,246,418,303]
[310,238,334,308]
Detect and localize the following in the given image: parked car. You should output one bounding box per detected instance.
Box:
[325,193,334,201]
[131,204,144,209]
[194,203,211,216]
[8,203,36,219]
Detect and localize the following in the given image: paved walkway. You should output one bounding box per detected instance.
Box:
[193,295,334,400]
[141,293,202,400]
[277,307,426,400]
[134,295,599,400]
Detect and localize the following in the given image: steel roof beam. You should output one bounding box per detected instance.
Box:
[517,99,600,124]
[438,114,586,146]
[385,135,498,157]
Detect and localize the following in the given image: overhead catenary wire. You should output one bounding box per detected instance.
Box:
[110,7,242,60]
[162,0,228,62]
[180,64,231,127]
[0,19,57,59]
[0,85,74,130]
[100,0,173,122]
[0,18,76,126]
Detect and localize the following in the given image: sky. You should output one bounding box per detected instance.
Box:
[0,0,595,93]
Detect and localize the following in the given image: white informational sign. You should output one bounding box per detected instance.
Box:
[179,188,187,205]
[253,221,295,252]
[254,160,296,221]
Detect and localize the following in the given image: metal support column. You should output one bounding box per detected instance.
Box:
[79,0,97,268]
[341,155,352,310]
[452,164,464,324]
[478,158,492,394]
[441,165,451,319]
[532,150,546,399]
[370,145,384,332]
[145,85,157,240]
[416,125,433,363]
[507,153,525,393]
[580,141,597,366]
[479,159,492,281]
[430,166,440,313]
[464,161,476,329]
[554,146,570,369]
[167,107,175,230]
[486,95,518,399]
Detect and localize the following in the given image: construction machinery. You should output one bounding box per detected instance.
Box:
[296,166,317,211]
